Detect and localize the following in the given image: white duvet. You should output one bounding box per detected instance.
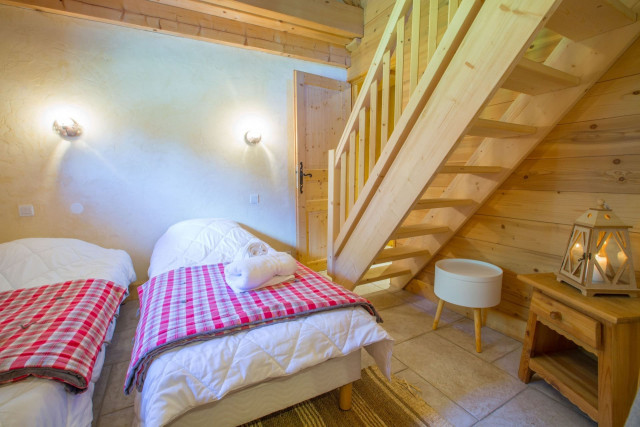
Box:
[136,219,394,426]
[0,238,136,427]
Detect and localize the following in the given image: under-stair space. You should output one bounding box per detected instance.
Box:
[327,0,640,291]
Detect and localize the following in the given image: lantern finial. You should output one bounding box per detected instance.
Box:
[595,199,610,211]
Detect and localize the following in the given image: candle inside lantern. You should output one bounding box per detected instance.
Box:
[570,243,582,266]
[592,254,608,282]
[617,250,627,266]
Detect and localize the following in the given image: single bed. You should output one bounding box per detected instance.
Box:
[129,218,393,426]
[0,238,136,427]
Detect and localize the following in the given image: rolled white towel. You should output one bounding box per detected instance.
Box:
[232,238,273,262]
[224,252,298,292]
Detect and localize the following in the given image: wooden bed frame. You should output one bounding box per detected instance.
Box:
[163,349,361,426]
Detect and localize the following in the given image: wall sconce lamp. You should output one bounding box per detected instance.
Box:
[53,117,83,137]
[244,130,262,145]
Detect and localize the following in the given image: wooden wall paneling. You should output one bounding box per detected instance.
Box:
[446,137,483,164]
[529,114,640,160]
[440,237,563,278]
[600,37,640,81]
[478,190,640,232]
[457,215,640,268]
[458,215,570,257]
[363,0,395,25]
[502,155,640,193]
[559,74,640,124]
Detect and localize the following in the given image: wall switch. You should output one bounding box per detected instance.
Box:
[18,204,35,217]
[249,194,259,204]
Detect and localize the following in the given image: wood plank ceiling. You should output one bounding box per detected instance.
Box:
[0,0,363,67]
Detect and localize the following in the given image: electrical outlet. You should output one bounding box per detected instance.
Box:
[249,194,259,204]
[18,204,35,217]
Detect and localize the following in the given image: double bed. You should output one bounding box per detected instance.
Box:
[0,238,136,426]
[128,218,394,426]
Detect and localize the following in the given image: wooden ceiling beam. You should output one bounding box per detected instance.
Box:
[148,0,354,45]
[0,0,351,67]
[197,0,364,38]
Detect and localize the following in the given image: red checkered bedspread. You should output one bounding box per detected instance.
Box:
[0,279,127,392]
[124,261,379,394]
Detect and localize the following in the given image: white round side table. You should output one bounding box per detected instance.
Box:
[433,259,503,353]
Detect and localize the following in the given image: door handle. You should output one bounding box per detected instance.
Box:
[299,162,313,194]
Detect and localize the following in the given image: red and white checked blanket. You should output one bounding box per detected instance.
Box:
[124,261,380,394]
[0,279,127,393]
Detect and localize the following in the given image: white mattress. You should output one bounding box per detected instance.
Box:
[0,238,136,427]
[136,219,394,426]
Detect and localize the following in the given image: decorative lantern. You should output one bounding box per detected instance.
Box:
[557,200,638,297]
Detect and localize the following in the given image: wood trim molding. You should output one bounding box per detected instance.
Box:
[0,0,352,67]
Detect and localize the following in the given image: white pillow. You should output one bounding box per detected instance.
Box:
[148,218,270,278]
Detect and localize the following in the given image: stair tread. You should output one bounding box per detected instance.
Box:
[413,198,474,210]
[374,245,430,263]
[503,58,581,95]
[546,0,636,42]
[440,165,502,174]
[468,118,537,139]
[359,264,412,285]
[393,224,450,239]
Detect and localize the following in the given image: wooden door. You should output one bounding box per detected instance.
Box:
[294,71,350,271]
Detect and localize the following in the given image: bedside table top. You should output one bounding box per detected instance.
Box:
[518,273,640,324]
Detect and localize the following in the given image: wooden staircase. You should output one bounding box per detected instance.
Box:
[327,0,640,290]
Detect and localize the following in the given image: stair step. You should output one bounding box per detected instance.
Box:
[546,0,636,42]
[440,165,502,174]
[503,58,581,95]
[413,198,474,210]
[393,224,450,239]
[374,246,430,263]
[468,118,537,138]
[359,264,412,285]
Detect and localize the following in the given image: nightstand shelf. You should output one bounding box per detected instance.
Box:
[529,349,598,420]
[518,273,640,427]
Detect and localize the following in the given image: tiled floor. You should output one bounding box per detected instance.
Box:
[93,282,597,426]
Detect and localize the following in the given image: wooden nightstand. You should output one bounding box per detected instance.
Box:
[518,273,640,427]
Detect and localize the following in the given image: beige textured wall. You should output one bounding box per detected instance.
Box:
[0,5,346,280]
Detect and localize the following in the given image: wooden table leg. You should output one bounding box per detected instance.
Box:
[474,308,482,353]
[339,382,353,411]
[433,299,445,330]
